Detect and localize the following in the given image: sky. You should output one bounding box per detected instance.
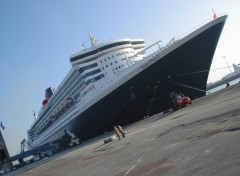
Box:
[0,0,239,156]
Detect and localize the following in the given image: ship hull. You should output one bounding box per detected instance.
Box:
[33,16,227,146]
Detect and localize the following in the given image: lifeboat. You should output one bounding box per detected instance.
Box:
[50,97,74,119]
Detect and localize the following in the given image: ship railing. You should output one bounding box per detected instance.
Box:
[138,13,227,62]
[130,38,178,63]
[142,38,177,61]
[176,12,227,42]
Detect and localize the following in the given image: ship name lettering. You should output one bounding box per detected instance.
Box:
[141,56,159,69]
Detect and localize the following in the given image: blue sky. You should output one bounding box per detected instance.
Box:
[0,0,239,156]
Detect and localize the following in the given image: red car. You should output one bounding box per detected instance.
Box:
[170,92,191,110]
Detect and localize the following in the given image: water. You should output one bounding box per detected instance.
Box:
[208,78,240,93]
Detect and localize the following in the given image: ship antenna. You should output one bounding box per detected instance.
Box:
[33,110,37,120]
[88,31,99,47]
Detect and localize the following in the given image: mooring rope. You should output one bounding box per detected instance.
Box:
[176,66,233,77]
[168,81,208,93]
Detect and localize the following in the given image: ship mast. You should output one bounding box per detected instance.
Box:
[88,31,98,47]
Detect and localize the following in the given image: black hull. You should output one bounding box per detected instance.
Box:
[34,16,227,146]
[69,17,226,140]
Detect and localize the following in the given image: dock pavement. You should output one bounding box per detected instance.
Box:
[8,83,240,176]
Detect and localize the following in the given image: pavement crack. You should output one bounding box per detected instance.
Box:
[224,126,240,132]
[157,124,185,138]
[124,155,143,176]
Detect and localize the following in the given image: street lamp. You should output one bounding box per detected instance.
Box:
[222,56,232,73]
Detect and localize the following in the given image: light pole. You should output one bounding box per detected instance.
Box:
[222,56,232,73]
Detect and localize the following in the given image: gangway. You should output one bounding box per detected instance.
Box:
[11,142,58,165]
[11,130,80,165]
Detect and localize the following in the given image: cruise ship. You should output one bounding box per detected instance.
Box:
[27,14,227,148]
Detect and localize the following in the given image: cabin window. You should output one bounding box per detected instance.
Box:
[78,63,98,73]
[82,69,101,79]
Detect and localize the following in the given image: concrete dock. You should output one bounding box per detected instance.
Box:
[8,83,240,176]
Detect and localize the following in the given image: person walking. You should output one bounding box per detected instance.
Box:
[113,126,121,140]
[117,125,125,138]
[226,82,230,88]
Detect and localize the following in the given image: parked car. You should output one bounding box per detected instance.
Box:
[0,169,5,175]
[170,92,191,110]
[5,167,11,173]
[33,155,40,161]
[25,160,30,165]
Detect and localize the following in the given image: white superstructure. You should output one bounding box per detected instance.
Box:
[27,36,146,147]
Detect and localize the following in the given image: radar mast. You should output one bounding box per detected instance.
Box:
[88,31,99,47]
